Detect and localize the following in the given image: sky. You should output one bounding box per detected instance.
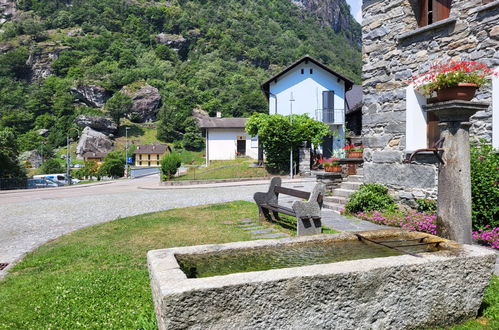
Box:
[346,0,362,24]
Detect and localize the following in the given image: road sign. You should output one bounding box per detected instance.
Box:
[127,157,133,164]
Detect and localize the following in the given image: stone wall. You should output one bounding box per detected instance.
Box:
[362,0,498,203]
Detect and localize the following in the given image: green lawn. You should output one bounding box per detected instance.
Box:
[175,158,268,181]
[0,201,292,329]
[0,201,496,329]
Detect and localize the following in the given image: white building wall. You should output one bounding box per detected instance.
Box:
[268,62,346,119]
[207,128,258,161]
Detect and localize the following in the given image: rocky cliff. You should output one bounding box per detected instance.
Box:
[292,0,361,45]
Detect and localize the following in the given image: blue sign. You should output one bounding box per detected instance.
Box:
[127,157,133,164]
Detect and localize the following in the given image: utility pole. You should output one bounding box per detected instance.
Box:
[66,127,80,185]
[289,92,295,179]
[125,126,130,178]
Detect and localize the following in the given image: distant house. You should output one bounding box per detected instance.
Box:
[134,143,171,167]
[261,55,354,157]
[198,116,260,163]
[82,152,108,164]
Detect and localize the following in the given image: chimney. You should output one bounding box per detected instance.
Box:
[216,111,222,118]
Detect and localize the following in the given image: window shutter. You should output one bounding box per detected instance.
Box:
[427,112,440,147]
[322,91,335,123]
[433,0,452,21]
[418,0,429,27]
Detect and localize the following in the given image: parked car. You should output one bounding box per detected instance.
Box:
[28,178,59,188]
[34,174,67,186]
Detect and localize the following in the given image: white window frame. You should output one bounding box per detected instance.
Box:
[405,86,428,151]
[493,67,498,149]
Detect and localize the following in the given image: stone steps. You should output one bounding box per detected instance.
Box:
[323,171,364,212]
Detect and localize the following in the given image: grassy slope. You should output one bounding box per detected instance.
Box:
[0,201,292,329]
[175,158,268,181]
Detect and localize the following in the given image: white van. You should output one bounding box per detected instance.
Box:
[33,174,67,186]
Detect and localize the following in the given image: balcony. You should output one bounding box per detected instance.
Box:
[315,108,345,125]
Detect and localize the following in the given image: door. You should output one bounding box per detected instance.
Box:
[237,139,246,156]
[322,91,335,123]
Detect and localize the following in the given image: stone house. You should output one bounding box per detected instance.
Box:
[361,0,499,204]
[261,55,354,158]
[134,143,171,167]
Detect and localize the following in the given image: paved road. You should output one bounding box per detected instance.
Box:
[0,175,317,268]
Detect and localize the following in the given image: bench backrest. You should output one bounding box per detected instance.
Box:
[274,186,323,204]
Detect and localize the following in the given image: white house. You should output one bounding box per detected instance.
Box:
[261,55,354,157]
[198,117,260,163]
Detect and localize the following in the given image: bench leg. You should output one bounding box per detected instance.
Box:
[259,207,273,222]
[296,217,322,236]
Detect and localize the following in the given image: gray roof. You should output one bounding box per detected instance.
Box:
[197,117,247,129]
[345,85,362,114]
[134,143,171,154]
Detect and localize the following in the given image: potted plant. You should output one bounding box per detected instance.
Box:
[319,157,341,172]
[343,144,364,158]
[411,61,498,101]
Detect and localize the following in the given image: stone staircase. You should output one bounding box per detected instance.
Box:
[323,167,364,212]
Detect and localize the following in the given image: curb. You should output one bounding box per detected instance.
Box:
[138,177,316,190]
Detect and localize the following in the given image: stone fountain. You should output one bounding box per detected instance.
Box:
[423,101,489,244]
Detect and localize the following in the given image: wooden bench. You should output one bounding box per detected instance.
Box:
[253,177,325,236]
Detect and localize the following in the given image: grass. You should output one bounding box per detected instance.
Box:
[114,120,159,149]
[177,149,205,165]
[0,201,496,329]
[174,158,268,181]
[0,201,291,329]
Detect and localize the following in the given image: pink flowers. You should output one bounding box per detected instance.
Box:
[356,210,437,235]
[472,227,499,250]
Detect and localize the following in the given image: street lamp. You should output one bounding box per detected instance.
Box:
[289,92,295,179]
[125,126,130,178]
[66,127,80,185]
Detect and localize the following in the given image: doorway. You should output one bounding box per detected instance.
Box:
[237,139,246,156]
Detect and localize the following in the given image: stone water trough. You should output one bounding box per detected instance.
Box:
[147,229,495,329]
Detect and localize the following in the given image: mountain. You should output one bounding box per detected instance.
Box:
[0,0,362,155]
[292,0,361,45]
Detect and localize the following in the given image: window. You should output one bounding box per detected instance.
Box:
[148,154,151,160]
[139,161,142,166]
[418,0,452,27]
[157,154,159,160]
[139,154,142,160]
[310,68,313,74]
[148,161,151,166]
[301,68,304,74]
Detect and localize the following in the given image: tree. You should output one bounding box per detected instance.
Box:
[160,153,181,180]
[246,113,331,172]
[105,92,133,126]
[98,158,124,178]
[0,128,25,178]
[182,118,204,151]
[39,158,64,174]
[79,160,100,180]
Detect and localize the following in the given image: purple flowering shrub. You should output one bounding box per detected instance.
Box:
[472,227,499,249]
[355,210,437,235]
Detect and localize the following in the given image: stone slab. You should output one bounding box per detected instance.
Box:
[148,230,496,330]
[242,226,264,231]
[249,228,276,234]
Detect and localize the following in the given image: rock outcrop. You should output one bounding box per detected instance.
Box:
[121,84,161,123]
[76,127,114,159]
[292,0,360,45]
[0,0,18,27]
[155,33,186,50]
[19,149,44,168]
[71,84,110,108]
[26,43,71,80]
[75,115,117,136]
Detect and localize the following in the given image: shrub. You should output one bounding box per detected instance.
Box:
[470,141,499,229]
[472,226,499,249]
[345,183,396,214]
[416,199,437,213]
[160,153,181,180]
[39,158,64,174]
[356,210,437,235]
[98,158,124,178]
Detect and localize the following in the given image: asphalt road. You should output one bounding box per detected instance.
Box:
[0,175,316,269]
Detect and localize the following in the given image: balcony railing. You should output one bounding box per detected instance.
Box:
[315,108,345,125]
